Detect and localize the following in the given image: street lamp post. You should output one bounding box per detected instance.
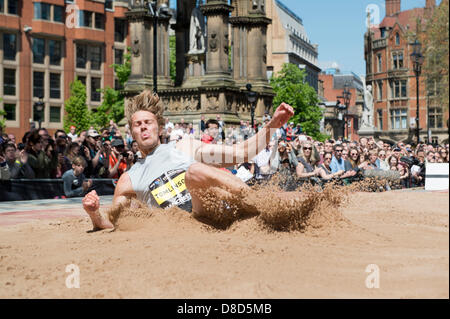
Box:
[34,96,45,129]
[246,83,258,132]
[335,100,346,140]
[337,83,351,140]
[147,1,170,94]
[410,39,425,145]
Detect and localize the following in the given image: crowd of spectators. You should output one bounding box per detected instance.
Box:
[1,114,449,197]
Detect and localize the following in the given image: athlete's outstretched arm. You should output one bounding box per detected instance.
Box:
[189,103,294,168]
[82,172,136,230]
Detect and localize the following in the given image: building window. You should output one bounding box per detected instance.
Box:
[427,79,439,96]
[390,79,407,98]
[105,0,114,10]
[49,40,62,65]
[1,0,18,14]
[90,46,102,70]
[3,103,15,121]
[78,10,92,28]
[7,0,17,14]
[3,68,15,96]
[54,5,64,23]
[114,49,123,65]
[50,106,61,123]
[377,109,383,130]
[3,33,16,61]
[50,73,61,99]
[377,54,382,72]
[395,33,400,45]
[33,71,45,98]
[390,108,408,129]
[77,75,86,86]
[94,13,105,30]
[33,38,46,64]
[76,44,87,69]
[115,19,127,42]
[380,28,386,38]
[393,52,404,69]
[91,77,101,102]
[429,107,443,129]
[34,2,51,20]
[377,80,383,99]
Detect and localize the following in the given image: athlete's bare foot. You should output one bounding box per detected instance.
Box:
[82,190,114,230]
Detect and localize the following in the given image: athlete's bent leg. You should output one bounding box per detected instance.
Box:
[185,162,255,215]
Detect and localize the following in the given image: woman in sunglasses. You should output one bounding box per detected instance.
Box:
[318,151,344,180]
[296,142,321,178]
[348,148,360,169]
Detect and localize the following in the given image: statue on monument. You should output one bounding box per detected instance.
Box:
[188,7,206,54]
[361,82,374,128]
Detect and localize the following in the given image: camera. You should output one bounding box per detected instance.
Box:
[121,152,129,158]
[399,156,420,168]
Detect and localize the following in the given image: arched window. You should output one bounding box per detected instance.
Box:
[395,33,400,45]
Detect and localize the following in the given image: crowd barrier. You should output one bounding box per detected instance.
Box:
[0,179,116,201]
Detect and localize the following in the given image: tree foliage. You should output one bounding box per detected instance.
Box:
[0,97,5,130]
[90,49,132,129]
[169,35,176,83]
[270,63,328,141]
[422,0,449,111]
[64,79,90,132]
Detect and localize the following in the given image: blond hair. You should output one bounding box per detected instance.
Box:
[298,141,320,166]
[125,90,165,128]
[72,156,87,168]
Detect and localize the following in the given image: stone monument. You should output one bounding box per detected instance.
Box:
[358,76,376,137]
[124,0,275,125]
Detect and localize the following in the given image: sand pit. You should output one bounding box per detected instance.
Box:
[0,189,448,298]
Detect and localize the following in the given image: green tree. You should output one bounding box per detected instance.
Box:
[422,0,449,111]
[270,63,328,141]
[64,79,90,132]
[169,35,176,83]
[90,49,132,128]
[0,97,6,130]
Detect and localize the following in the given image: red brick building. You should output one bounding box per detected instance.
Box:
[319,70,364,141]
[364,0,448,145]
[0,0,130,140]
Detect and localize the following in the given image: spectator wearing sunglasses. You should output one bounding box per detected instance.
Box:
[296,142,321,178]
[318,151,345,180]
[330,144,356,179]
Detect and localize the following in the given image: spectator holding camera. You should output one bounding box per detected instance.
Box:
[108,138,132,179]
[270,139,299,174]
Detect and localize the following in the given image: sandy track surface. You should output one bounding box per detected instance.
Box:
[0,190,448,298]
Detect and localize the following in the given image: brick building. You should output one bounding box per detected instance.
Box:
[0,0,130,140]
[319,68,364,141]
[364,0,448,145]
[266,0,320,92]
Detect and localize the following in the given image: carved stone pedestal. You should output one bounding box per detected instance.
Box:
[182,53,206,88]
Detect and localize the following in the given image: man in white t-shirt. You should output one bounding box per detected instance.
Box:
[164,118,174,130]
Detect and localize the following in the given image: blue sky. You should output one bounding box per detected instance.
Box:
[278,0,442,76]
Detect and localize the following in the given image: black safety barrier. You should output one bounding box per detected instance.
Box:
[0,179,116,201]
